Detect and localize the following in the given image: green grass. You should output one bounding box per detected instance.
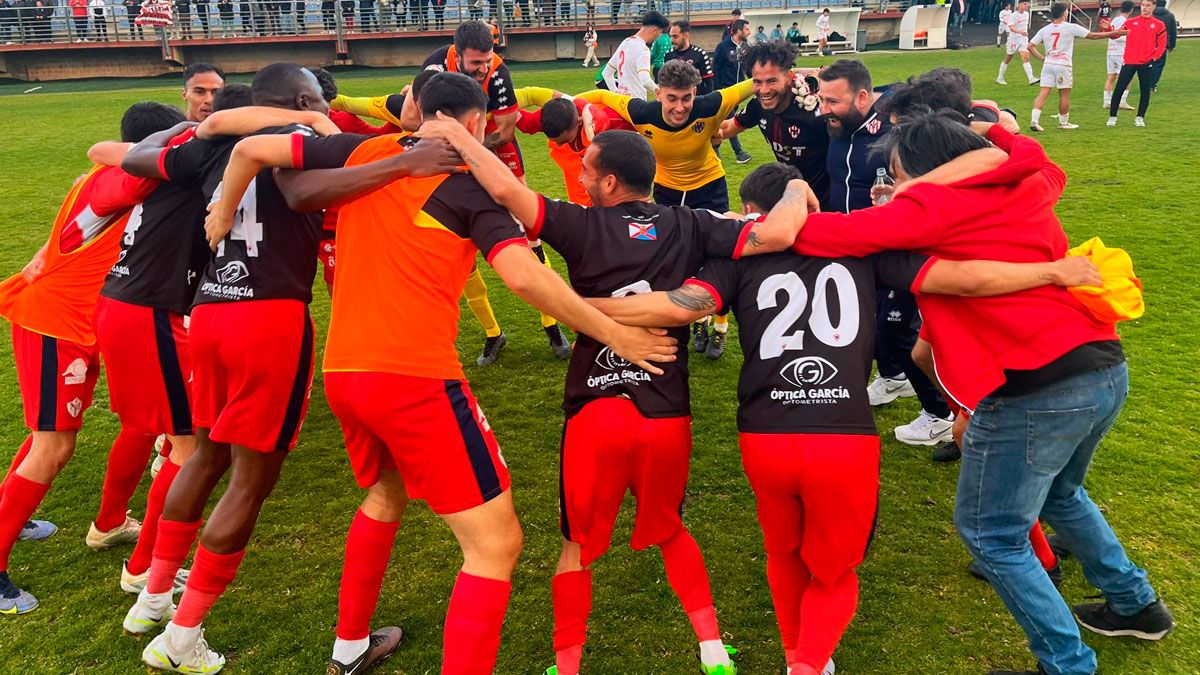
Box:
[0,42,1197,673]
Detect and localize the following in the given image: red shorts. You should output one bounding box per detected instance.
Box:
[560,397,691,566]
[95,296,193,436]
[11,324,100,432]
[739,432,880,584]
[495,140,525,178]
[189,299,314,453]
[326,372,510,514]
[318,232,336,286]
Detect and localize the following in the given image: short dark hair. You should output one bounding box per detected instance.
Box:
[541,98,579,139]
[642,10,669,30]
[251,63,320,109]
[419,72,488,119]
[742,39,799,74]
[1120,0,1134,11]
[1155,0,1165,7]
[1049,1,1068,18]
[183,62,225,87]
[876,67,974,119]
[410,68,438,100]
[876,112,990,179]
[740,163,802,213]
[213,83,253,111]
[591,130,656,195]
[310,67,338,102]
[730,18,749,34]
[818,59,872,94]
[454,20,495,53]
[731,8,742,16]
[657,59,701,90]
[671,20,690,33]
[120,101,186,143]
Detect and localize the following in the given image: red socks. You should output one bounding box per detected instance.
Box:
[767,551,811,666]
[659,529,720,642]
[95,429,156,532]
[794,569,859,670]
[336,510,400,641]
[173,544,246,628]
[552,570,592,674]
[1030,522,1058,571]
[1,435,33,496]
[126,459,181,576]
[442,571,511,675]
[147,518,202,595]
[0,474,50,571]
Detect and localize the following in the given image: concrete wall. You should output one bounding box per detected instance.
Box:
[0,17,901,81]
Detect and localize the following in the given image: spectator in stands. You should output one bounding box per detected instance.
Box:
[91,0,110,40]
[359,0,378,31]
[431,0,445,29]
[176,0,192,37]
[321,0,334,30]
[713,17,753,163]
[583,24,599,66]
[950,0,967,35]
[196,0,210,36]
[1150,0,1176,89]
[216,0,231,35]
[339,0,354,30]
[123,0,144,39]
[0,0,17,45]
[69,0,89,41]
[31,0,50,41]
[770,23,783,41]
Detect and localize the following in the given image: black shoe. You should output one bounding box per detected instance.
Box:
[691,321,709,353]
[327,626,404,674]
[705,329,727,360]
[545,324,572,360]
[476,332,507,366]
[1047,562,1063,588]
[987,664,1047,675]
[931,441,962,462]
[1073,598,1175,640]
[1046,533,1072,560]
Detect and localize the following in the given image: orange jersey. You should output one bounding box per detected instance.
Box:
[321,135,528,380]
[0,165,154,345]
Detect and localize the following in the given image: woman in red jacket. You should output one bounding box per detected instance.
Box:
[791,114,1174,675]
[1107,0,1166,126]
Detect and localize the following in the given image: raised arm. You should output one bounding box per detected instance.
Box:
[418,112,540,226]
[489,245,679,374]
[88,141,133,167]
[917,256,1101,296]
[203,135,297,249]
[121,120,199,178]
[740,179,820,256]
[196,106,339,140]
[893,147,1007,197]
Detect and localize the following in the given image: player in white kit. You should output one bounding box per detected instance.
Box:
[997,0,1038,85]
[997,2,1013,46]
[1103,0,1135,109]
[816,8,831,54]
[1028,1,1127,130]
[602,11,669,100]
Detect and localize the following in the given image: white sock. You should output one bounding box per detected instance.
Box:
[998,62,1008,77]
[1059,113,1069,125]
[1121,90,1130,103]
[1023,62,1035,80]
[332,637,370,664]
[712,320,729,334]
[164,621,203,653]
[1104,91,1112,105]
[1031,108,1042,124]
[140,589,172,615]
[699,639,730,667]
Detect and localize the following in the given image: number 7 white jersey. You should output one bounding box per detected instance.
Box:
[1031,21,1090,66]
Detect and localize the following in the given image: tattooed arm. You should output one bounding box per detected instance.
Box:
[417,112,542,227]
[737,179,820,257]
[588,283,717,328]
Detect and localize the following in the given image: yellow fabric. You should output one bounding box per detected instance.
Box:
[516,86,557,110]
[579,80,754,191]
[463,265,502,338]
[1066,237,1144,323]
[712,314,729,331]
[331,94,403,128]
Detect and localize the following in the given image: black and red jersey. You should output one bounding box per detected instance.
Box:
[422,45,517,117]
[689,251,927,434]
[158,124,325,307]
[530,196,752,419]
[735,97,830,208]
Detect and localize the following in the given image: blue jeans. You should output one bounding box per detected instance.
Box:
[954,361,1156,675]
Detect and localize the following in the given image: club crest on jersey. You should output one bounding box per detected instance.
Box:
[789,125,801,138]
[779,356,839,388]
[642,129,654,139]
[66,397,83,418]
[628,222,657,241]
[866,118,882,134]
[692,120,706,133]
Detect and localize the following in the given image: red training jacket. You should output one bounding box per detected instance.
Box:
[1121,14,1167,64]
[792,125,1118,410]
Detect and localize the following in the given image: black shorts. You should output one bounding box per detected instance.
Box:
[652,176,729,213]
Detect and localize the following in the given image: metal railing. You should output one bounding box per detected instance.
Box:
[0,0,912,48]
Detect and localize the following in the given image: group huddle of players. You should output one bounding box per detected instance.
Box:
[0,14,1173,675]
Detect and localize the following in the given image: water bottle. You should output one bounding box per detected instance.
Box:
[872,167,895,206]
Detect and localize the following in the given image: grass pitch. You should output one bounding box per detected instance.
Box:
[0,41,1196,674]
